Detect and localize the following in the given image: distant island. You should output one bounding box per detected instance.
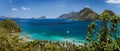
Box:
[38,16,46,19]
[31,16,46,19]
[58,7,115,21]
[0,16,12,19]
[0,16,21,19]
[0,15,47,20]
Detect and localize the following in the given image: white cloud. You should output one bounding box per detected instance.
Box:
[27,8,30,10]
[21,7,26,10]
[105,0,120,4]
[85,5,90,8]
[21,7,31,11]
[60,4,65,8]
[11,8,17,11]
[9,1,12,3]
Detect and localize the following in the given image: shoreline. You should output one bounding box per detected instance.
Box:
[20,33,85,46]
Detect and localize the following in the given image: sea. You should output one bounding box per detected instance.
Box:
[1,19,103,45]
[11,19,104,45]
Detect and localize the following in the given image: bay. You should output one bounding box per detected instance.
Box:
[14,19,102,44]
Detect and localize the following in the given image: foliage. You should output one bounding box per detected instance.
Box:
[0,32,83,51]
[83,10,120,51]
[0,19,22,33]
[0,19,82,51]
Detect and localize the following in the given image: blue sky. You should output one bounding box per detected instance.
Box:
[0,0,120,18]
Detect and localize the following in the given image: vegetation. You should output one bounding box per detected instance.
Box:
[0,19,22,33]
[83,11,120,51]
[0,19,82,51]
[0,10,120,51]
[0,29,82,51]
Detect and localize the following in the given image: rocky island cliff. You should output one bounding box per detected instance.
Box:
[58,7,115,21]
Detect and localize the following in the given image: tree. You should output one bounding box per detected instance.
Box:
[84,10,120,51]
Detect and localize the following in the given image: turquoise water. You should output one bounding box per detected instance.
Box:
[15,19,102,44]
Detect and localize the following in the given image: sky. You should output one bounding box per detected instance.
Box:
[0,0,120,18]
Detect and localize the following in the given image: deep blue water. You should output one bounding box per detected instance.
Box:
[14,19,102,44]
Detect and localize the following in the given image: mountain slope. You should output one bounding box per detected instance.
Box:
[58,7,99,20]
[73,7,99,20]
[58,12,79,19]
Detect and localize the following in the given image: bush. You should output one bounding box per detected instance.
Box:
[0,19,22,33]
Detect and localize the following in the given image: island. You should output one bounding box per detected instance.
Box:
[58,7,115,21]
